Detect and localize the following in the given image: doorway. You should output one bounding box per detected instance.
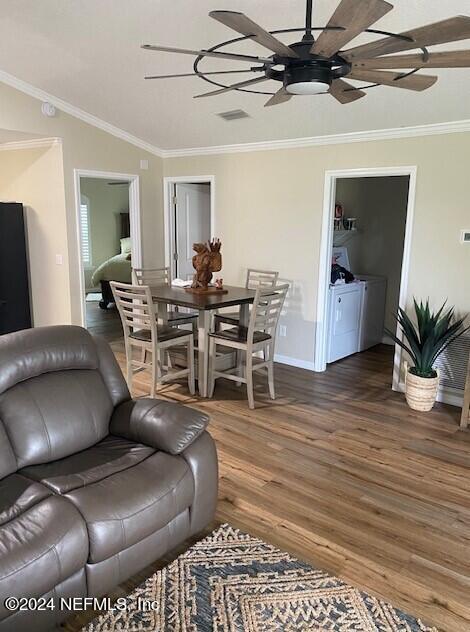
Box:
[164,176,215,279]
[315,167,417,391]
[74,169,141,341]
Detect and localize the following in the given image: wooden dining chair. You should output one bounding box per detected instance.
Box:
[208,283,289,409]
[111,281,195,397]
[214,268,279,330]
[133,266,198,337]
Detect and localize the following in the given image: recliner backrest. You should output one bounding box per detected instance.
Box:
[0,326,130,472]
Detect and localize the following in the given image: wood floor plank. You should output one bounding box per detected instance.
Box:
[65,340,468,632]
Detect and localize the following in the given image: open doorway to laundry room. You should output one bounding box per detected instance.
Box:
[315,168,416,391]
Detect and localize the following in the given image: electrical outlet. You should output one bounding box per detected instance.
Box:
[461,229,470,244]
[279,325,287,337]
[55,254,63,265]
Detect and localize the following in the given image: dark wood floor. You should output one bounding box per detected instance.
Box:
[66,344,469,632]
[86,301,123,343]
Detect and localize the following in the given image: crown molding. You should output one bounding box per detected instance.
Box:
[0,69,164,158]
[162,119,470,158]
[1,69,469,161]
[0,137,62,151]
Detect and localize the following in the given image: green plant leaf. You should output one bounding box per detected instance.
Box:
[391,299,468,375]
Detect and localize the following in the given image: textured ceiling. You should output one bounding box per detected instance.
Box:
[1,0,469,150]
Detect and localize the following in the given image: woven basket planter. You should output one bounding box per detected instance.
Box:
[405,368,440,412]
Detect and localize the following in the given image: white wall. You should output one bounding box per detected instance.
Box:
[0,82,164,326]
[0,143,69,325]
[335,176,409,332]
[164,132,470,368]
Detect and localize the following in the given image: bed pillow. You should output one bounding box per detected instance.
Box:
[120,237,131,254]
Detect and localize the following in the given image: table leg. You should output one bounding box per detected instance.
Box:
[157,302,169,325]
[198,310,211,397]
[239,303,249,328]
[155,303,171,369]
[237,304,250,383]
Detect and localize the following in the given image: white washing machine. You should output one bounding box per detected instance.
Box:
[327,281,364,363]
[327,247,387,363]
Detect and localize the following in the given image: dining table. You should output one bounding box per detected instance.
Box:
[150,285,257,397]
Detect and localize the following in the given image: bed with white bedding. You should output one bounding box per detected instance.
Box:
[91,235,132,309]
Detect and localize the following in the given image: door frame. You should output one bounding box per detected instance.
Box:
[73,169,142,327]
[314,165,418,391]
[163,175,216,277]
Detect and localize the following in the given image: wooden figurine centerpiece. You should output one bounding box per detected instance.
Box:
[186,238,227,294]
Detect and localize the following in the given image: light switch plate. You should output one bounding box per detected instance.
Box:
[140,159,149,170]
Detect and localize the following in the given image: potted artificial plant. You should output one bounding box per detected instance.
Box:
[387,300,468,412]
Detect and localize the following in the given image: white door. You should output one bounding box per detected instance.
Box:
[174,183,211,280]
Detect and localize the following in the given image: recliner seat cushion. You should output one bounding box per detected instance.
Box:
[0,495,88,621]
[64,451,195,563]
[22,436,155,494]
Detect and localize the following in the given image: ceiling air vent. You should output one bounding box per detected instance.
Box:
[217,109,250,121]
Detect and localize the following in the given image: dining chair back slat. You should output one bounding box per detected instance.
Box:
[208,282,290,409]
[110,280,195,398]
[246,269,279,290]
[133,267,171,288]
[111,282,158,341]
[249,284,289,342]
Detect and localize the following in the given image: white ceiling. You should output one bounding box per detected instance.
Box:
[1,0,470,150]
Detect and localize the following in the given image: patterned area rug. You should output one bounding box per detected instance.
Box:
[83,524,437,631]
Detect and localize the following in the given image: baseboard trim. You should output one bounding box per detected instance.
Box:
[397,381,463,407]
[274,354,315,371]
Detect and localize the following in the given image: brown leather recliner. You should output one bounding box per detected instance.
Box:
[0,326,218,632]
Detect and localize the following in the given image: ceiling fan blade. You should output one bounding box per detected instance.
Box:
[311,0,393,58]
[264,88,293,107]
[329,79,366,103]
[141,44,272,64]
[343,15,470,61]
[210,11,298,58]
[352,50,470,70]
[194,76,270,99]
[348,69,438,91]
[145,68,265,80]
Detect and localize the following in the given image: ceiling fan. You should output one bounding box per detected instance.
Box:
[142,0,470,106]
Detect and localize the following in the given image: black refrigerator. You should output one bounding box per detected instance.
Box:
[0,202,32,334]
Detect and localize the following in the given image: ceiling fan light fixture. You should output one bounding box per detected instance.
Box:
[285,80,330,95]
[284,63,332,95]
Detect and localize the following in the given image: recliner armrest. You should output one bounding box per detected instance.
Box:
[110,399,209,455]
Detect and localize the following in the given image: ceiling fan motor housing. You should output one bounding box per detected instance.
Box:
[284,61,333,93]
